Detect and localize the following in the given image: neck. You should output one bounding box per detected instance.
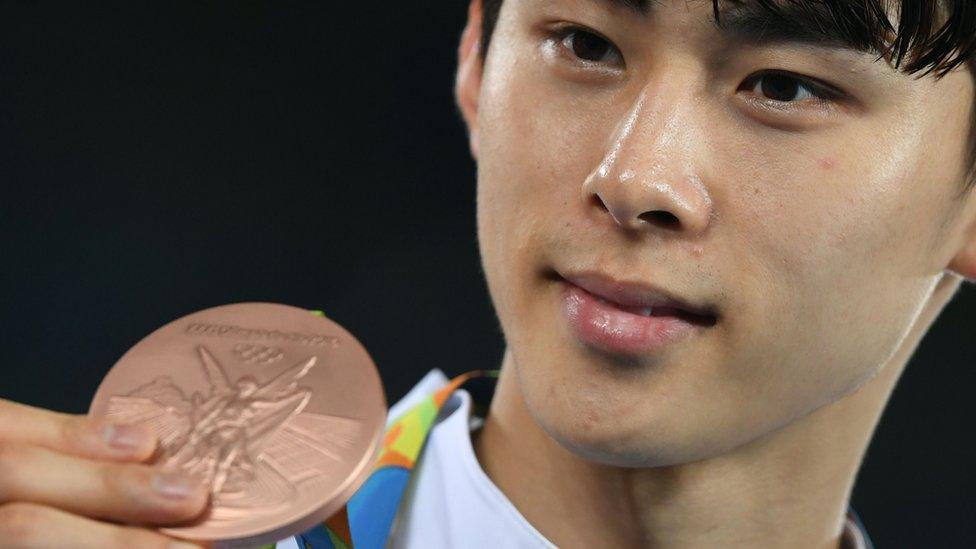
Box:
[472,273,962,549]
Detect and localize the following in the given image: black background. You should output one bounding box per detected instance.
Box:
[1,2,973,546]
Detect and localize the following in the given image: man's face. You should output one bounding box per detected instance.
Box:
[471,0,975,466]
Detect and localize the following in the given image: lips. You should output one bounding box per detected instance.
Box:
[560,271,717,324]
[588,295,711,324]
[555,270,716,356]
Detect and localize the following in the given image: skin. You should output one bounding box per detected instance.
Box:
[0,400,211,548]
[0,2,972,548]
[455,0,976,547]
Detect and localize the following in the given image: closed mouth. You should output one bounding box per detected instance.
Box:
[547,269,719,327]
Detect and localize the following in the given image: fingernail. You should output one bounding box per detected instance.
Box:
[168,542,202,549]
[152,471,203,499]
[102,423,152,451]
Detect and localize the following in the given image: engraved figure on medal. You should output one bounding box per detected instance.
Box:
[103,345,363,520]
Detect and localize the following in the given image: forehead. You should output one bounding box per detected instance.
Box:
[579,0,902,60]
[599,0,902,21]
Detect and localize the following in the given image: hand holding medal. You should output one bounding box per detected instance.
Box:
[0,303,385,549]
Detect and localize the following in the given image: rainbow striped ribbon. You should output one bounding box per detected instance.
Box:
[282,369,498,549]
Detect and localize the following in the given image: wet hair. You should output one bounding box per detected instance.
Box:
[477,0,976,197]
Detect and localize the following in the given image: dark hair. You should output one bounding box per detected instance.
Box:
[477,0,976,197]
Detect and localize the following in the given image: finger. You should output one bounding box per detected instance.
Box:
[0,442,209,525]
[0,399,157,461]
[0,502,208,549]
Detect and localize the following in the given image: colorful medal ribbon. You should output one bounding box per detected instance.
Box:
[282,369,498,549]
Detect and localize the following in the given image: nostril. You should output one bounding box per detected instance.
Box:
[590,194,609,212]
[639,210,680,228]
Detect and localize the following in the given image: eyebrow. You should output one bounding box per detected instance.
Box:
[598,0,889,58]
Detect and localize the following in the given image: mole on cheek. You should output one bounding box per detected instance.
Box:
[818,156,837,170]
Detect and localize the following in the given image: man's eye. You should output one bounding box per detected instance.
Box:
[742,71,838,106]
[558,27,623,66]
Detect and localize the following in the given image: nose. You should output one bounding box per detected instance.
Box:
[582,90,713,237]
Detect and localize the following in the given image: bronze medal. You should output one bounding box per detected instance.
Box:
[89,302,387,548]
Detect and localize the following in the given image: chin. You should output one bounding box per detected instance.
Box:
[551,422,710,468]
[503,289,753,468]
[527,396,725,468]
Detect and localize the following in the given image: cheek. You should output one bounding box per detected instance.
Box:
[726,136,944,400]
[476,62,617,314]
